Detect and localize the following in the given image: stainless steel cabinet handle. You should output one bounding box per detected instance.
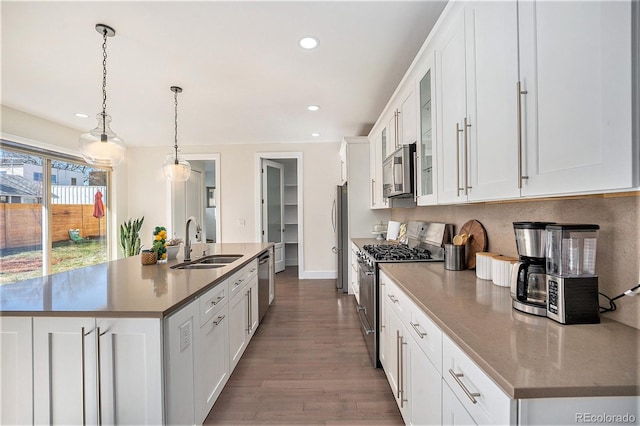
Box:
[516,81,529,188]
[213,315,225,326]
[396,330,401,400]
[357,305,366,312]
[410,321,427,339]
[211,295,224,306]
[449,369,481,404]
[81,327,93,426]
[97,327,108,425]
[456,123,463,195]
[388,294,399,303]
[399,334,407,408]
[464,116,472,193]
[371,179,375,206]
[246,288,252,334]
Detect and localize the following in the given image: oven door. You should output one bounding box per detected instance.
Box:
[357,257,377,367]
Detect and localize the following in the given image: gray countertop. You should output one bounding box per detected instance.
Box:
[0,243,272,318]
[377,261,639,399]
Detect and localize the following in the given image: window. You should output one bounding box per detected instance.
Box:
[0,140,110,285]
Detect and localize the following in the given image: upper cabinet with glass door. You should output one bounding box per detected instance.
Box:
[416,51,437,205]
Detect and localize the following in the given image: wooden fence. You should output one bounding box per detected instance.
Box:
[0,203,106,250]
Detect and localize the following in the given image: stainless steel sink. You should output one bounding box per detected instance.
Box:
[170,254,242,270]
[195,254,242,264]
[170,263,225,270]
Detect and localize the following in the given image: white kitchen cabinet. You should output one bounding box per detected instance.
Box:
[442,379,477,425]
[249,275,259,336]
[400,88,418,146]
[443,334,515,425]
[370,133,389,209]
[0,317,33,425]
[386,307,408,423]
[518,0,636,196]
[416,51,438,206]
[195,305,229,424]
[436,0,520,204]
[407,333,442,426]
[229,286,249,372]
[164,299,198,425]
[33,317,163,425]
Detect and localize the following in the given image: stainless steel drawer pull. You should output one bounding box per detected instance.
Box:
[449,369,481,404]
[410,321,427,338]
[388,294,399,303]
[213,315,225,326]
[211,296,224,306]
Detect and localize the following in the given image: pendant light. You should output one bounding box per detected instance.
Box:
[79,24,126,167]
[162,86,191,181]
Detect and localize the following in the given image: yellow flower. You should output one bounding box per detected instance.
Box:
[155,235,162,241]
[161,253,167,259]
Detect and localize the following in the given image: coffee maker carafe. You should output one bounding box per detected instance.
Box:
[510,222,555,316]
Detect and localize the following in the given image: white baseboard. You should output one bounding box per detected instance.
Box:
[298,270,337,280]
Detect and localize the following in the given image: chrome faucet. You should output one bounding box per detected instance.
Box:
[184,216,202,262]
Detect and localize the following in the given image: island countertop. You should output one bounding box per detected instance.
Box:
[0,243,272,318]
[378,262,639,399]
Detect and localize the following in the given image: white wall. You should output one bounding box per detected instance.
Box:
[127,142,342,277]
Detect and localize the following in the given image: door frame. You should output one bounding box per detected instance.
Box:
[166,153,221,242]
[255,152,303,278]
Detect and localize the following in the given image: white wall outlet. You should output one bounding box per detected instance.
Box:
[179,320,191,352]
[238,219,246,227]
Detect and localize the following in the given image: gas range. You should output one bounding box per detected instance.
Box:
[361,243,438,262]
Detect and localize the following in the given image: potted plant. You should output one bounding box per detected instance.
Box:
[119,217,144,257]
[165,237,183,260]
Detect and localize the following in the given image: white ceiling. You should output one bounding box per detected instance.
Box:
[1,1,447,148]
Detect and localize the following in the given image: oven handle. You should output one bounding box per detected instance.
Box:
[357,308,375,335]
[357,258,374,276]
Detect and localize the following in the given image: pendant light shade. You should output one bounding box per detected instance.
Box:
[163,86,191,182]
[80,24,126,168]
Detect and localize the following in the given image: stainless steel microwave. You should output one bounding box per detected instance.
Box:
[383,143,416,198]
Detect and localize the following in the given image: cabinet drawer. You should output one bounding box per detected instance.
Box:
[199,280,228,327]
[229,262,254,299]
[380,272,410,322]
[408,304,442,374]
[442,334,514,425]
[245,259,258,282]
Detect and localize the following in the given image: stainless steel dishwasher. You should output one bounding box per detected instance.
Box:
[258,251,270,321]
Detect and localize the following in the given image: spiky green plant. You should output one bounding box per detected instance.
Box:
[119,217,144,257]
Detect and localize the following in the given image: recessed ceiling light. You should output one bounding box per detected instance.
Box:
[299,36,319,49]
[75,112,89,118]
[311,133,320,137]
[307,105,320,111]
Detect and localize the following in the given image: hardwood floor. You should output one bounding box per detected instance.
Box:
[204,267,403,425]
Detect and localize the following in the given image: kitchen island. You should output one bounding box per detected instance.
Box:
[378,261,639,425]
[0,242,273,426]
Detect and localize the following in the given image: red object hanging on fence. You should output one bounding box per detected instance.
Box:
[93,191,105,219]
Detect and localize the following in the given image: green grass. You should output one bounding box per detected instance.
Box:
[0,240,108,285]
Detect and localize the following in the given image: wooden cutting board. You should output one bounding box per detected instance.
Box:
[459,219,487,269]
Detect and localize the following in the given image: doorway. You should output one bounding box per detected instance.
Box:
[255,153,303,277]
[168,154,221,243]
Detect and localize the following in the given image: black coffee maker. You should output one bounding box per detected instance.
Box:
[510,222,555,316]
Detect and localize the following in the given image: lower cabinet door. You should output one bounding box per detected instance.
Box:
[97,318,163,426]
[196,305,230,423]
[229,290,249,372]
[249,277,259,336]
[408,338,442,425]
[443,380,477,425]
[33,317,98,425]
[0,317,33,426]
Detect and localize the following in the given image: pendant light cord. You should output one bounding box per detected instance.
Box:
[174,89,179,165]
[101,28,108,137]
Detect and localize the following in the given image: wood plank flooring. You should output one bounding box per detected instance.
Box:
[204,267,403,425]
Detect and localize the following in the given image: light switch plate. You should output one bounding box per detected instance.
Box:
[179,320,191,352]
